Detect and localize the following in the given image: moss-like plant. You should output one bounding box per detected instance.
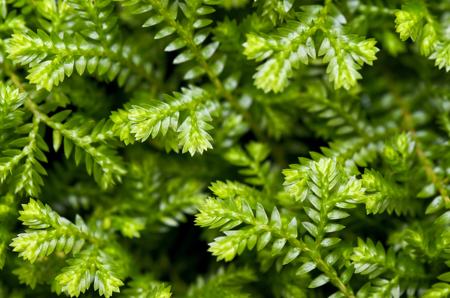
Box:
[0,0,449,297]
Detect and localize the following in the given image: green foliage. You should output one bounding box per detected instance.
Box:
[224,142,272,186]
[122,275,172,298]
[185,267,255,298]
[0,82,25,129]
[7,29,153,91]
[395,0,450,71]
[0,86,48,197]
[0,0,449,297]
[11,199,88,263]
[115,0,224,81]
[11,199,130,298]
[243,4,379,92]
[117,86,218,155]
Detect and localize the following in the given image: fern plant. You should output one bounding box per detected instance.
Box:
[0,0,449,297]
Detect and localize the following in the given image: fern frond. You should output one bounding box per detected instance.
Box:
[122,275,172,298]
[12,199,130,297]
[198,157,364,296]
[53,247,124,298]
[67,0,118,43]
[123,86,218,155]
[0,82,25,130]
[10,199,89,263]
[115,0,223,81]
[7,30,153,90]
[186,267,256,298]
[243,5,378,92]
[297,81,371,139]
[0,101,48,197]
[224,142,272,186]
[395,0,450,71]
[24,101,126,189]
[361,169,420,215]
[283,158,365,246]
[100,154,206,234]
[351,238,393,279]
[388,212,450,261]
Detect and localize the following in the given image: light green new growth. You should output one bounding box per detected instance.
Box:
[243,4,379,92]
[395,0,450,71]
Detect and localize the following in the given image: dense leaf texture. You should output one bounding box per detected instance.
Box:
[0,0,449,297]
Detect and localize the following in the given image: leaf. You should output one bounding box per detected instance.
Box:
[257,231,272,251]
[270,207,281,230]
[255,203,268,224]
[308,274,330,288]
[296,262,316,275]
[282,247,301,265]
[320,237,341,247]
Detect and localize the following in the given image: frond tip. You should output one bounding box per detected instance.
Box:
[124,86,218,155]
[243,5,378,92]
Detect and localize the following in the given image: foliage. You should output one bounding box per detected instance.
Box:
[0,0,449,297]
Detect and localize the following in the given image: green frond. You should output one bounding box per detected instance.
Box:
[23,0,73,33]
[361,169,421,215]
[198,158,364,296]
[322,137,383,167]
[186,267,256,298]
[283,158,365,249]
[0,1,449,297]
[125,86,218,155]
[10,199,89,263]
[224,142,271,186]
[6,30,153,90]
[388,212,450,261]
[196,193,299,262]
[122,275,172,298]
[66,0,118,43]
[395,0,450,71]
[351,238,393,279]
[0,83,25,130]
[254,0,294,25]
[243,7,320,93]
[430,41,450,71]
[104,154,206,233]
[297,81,371,139]
[209,180,263,206]
[11,199,131,297]
[23,106,127,189]
[115,0,223,80]
[423,283,450,298]
[111,109,136,145]
[53,247,124,298]
[0,111,48,197]
[12,257,62,289]
[0,13,26,33]
[357,277,400,298]
[208,0,293,25]
[244,5,378,92]
[13,262,44,289]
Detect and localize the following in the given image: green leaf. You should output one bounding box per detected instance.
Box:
[282,247,301,265]
[296,262,316,275]
[308,274,330,288]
